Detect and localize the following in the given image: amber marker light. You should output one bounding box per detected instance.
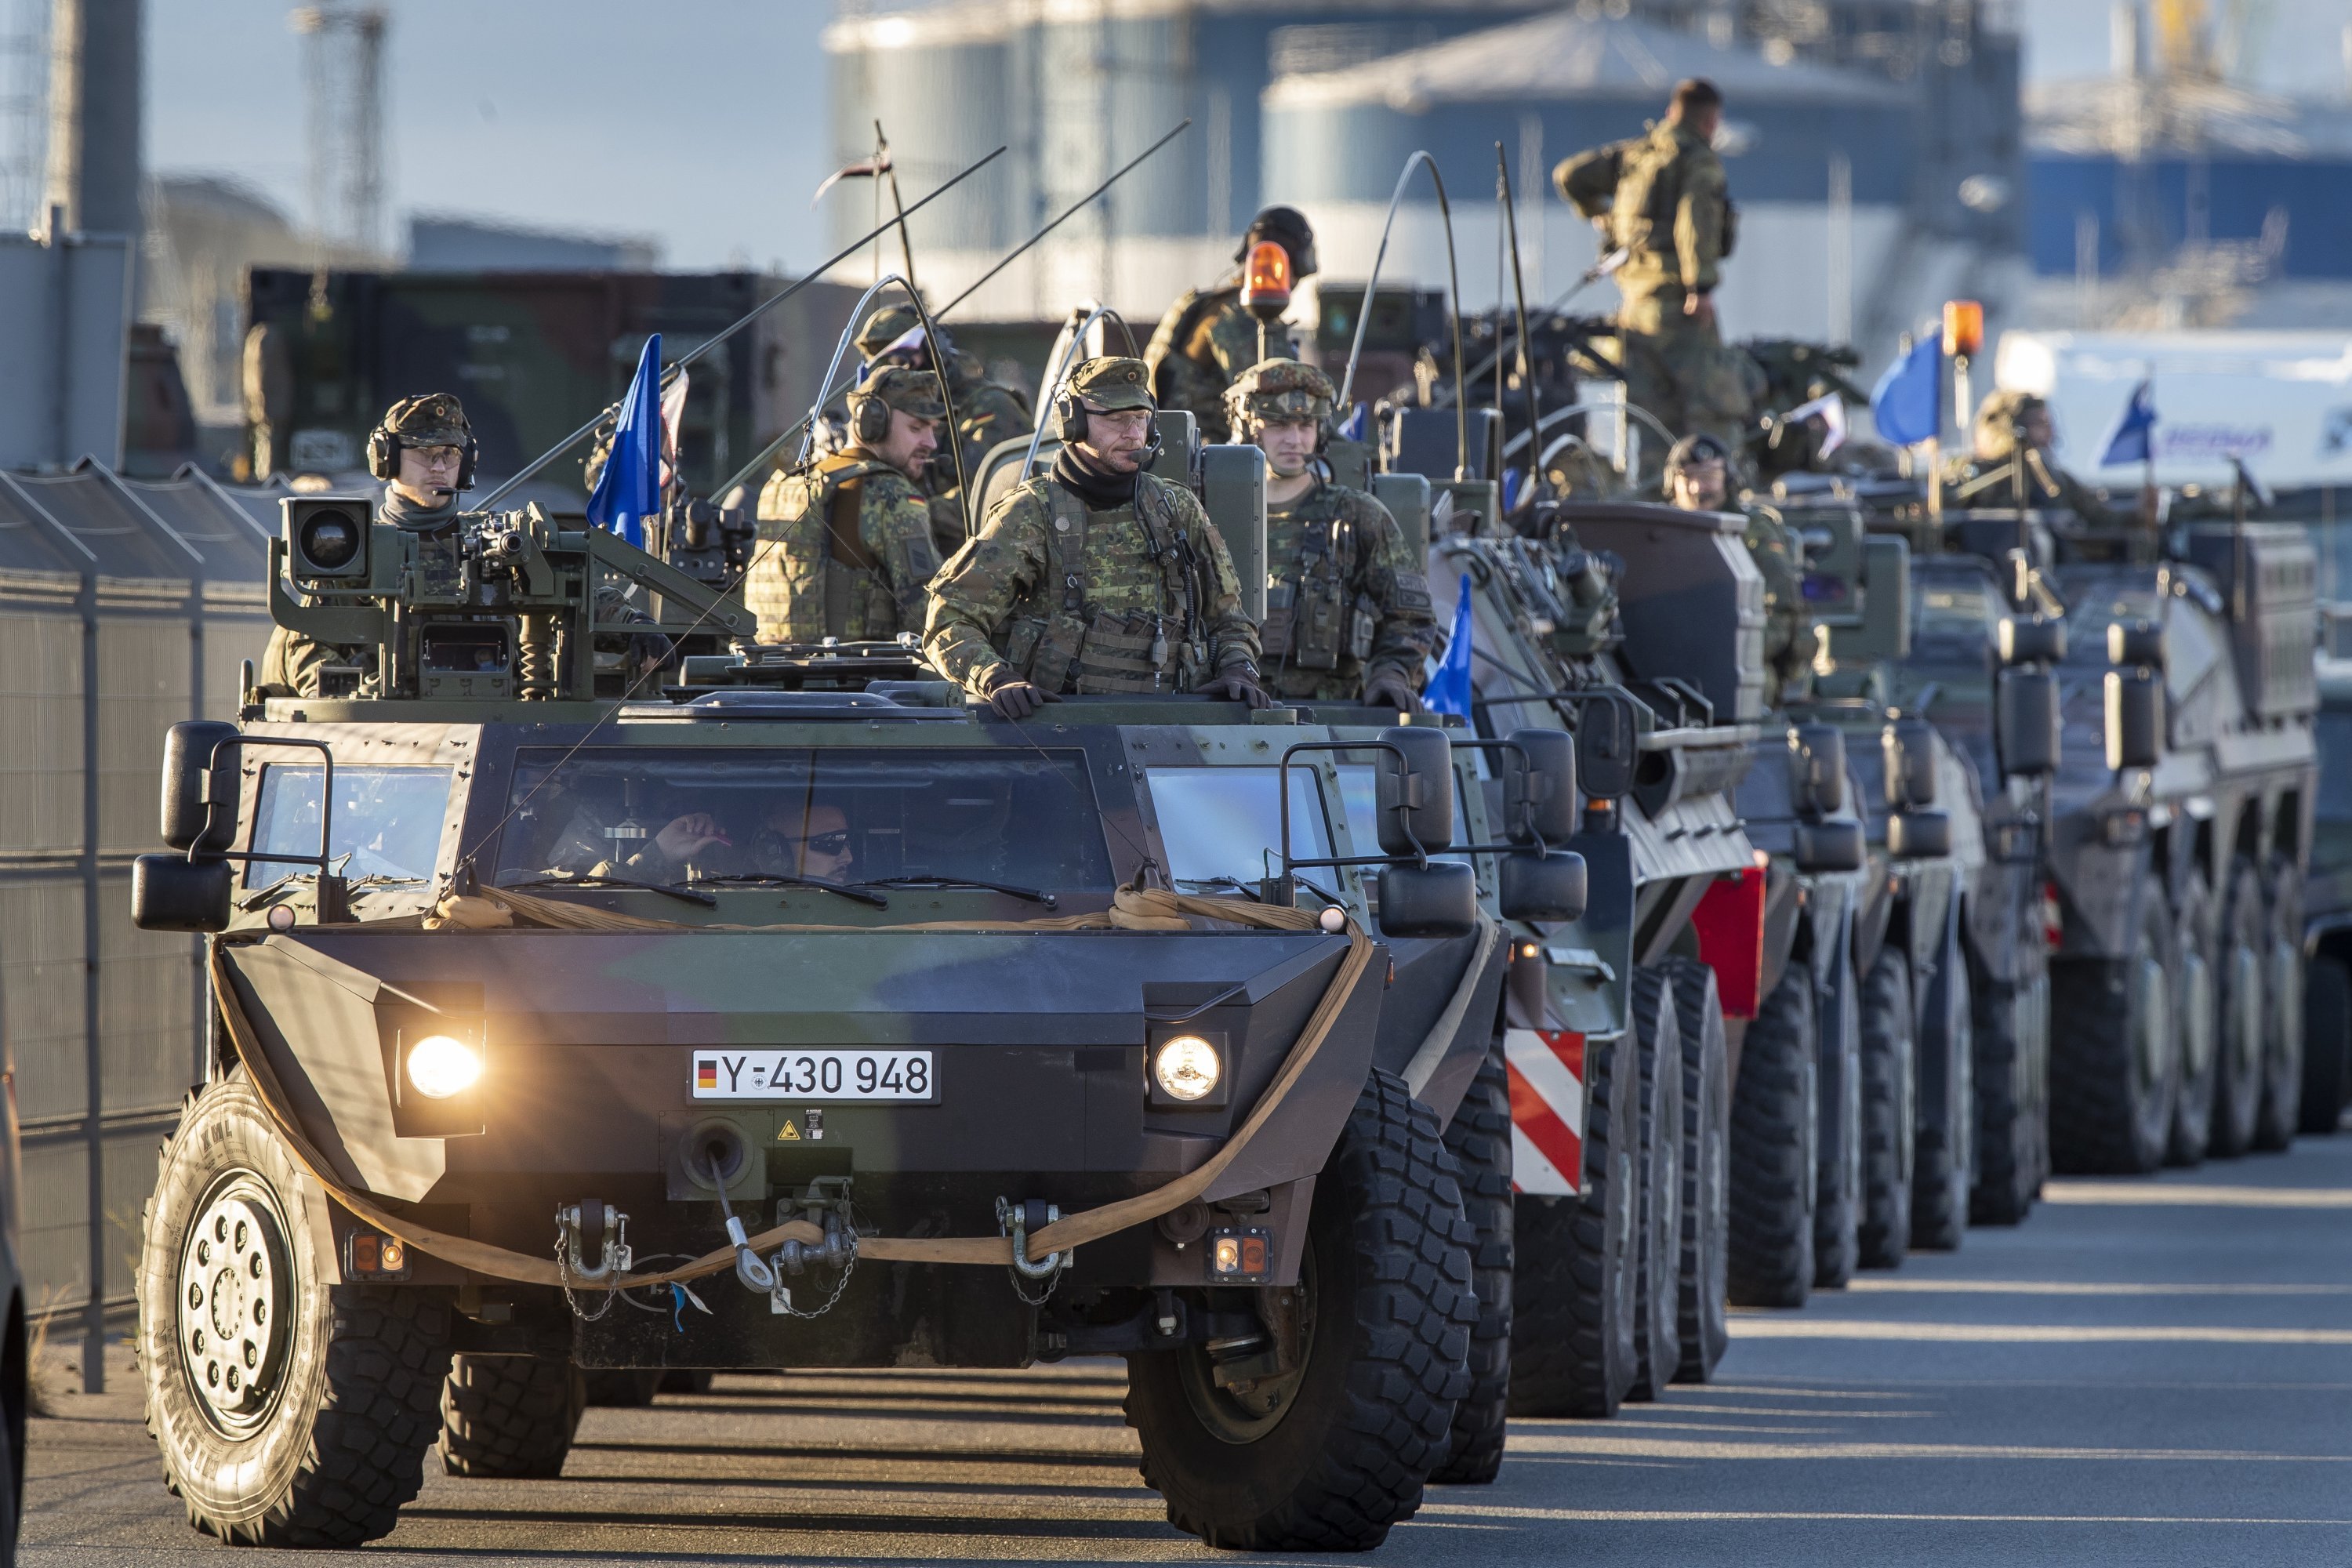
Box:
[1241,239,1293,321]
[1942,299,1984,358]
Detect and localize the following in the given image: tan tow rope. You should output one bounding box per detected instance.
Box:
[211,887,1374,1290]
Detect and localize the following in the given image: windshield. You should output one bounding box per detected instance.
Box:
[493,747,1114,892]
[1148,767,1331,895]
[247,765,453,887]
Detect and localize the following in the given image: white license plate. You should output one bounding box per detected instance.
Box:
[691,1049,936,1102]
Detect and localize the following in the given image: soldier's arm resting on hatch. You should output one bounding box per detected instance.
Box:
[1676,158,1728,294]
[922,490,1049,694]
[862,474,945,633]
[1552,143,1624,220]
[1356,495,1439,689]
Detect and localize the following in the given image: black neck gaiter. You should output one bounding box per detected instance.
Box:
[1052,445,1139,511]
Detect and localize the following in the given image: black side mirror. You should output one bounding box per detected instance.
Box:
[1501,728,1577,846]
[1995,666,2060,777]
[1377,860,1479,939]
[1882,718,1937,809]
[132,855,234,932]
[1497,849,1587,924]
[162,720,243,852]
[1886,809,1954,861]
[1375,726,1456,857]
[2105,667,2164,771]
[1998,613,2066,666]
[1793,817,1867,873]
[1573,693,1636,802]
[1791,723,1846,817]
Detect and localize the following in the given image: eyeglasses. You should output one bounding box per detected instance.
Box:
[405,444,463,465]
[800,830,851,856]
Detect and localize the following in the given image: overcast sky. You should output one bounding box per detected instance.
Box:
[139,1,2352,277]
[147,0,838,272]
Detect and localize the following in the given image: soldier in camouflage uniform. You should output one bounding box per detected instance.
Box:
[857,304,1033,554]
[1223,360,1436,710]
[260,393,475,696]
[925,356,1268,720]
[1145,205,1314,444]
[1942,389,2150,533]
[1555,79,1751,474]
[746,365,946,645]
[1667,432,1816,706]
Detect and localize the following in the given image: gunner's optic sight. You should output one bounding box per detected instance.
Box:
[286,495,374,580]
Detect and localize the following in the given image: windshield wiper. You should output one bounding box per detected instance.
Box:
[501,874,717,908]
[690,873,890,909]
[856,875,1056,907]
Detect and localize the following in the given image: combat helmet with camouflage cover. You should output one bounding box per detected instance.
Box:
[855,303,934,364]
[1224,358,1336,437]
[1972,389,2047,461]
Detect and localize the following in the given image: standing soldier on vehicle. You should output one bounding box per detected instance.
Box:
[1555,78,1751,469]
[924,356,1268,718]
[1145,205,1315,442]
[1224,360,1435,710]
[856,304,1033,552]
[1665,431,1815,706]
[259,392,476,696]
[746,365,946,645]
[1943,388,2153,534]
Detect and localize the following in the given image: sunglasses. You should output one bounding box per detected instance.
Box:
[800,830,851,856]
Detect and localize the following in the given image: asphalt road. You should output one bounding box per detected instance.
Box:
[23,1133,2352,1567]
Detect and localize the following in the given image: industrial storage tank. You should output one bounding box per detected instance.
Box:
[822,0,1544,321]
[1260,9,1920,343]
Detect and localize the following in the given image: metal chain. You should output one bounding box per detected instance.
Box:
[554,1219,616,1323]
[771,1239,861,1320]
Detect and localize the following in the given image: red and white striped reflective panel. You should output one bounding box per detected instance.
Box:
[1504,1027,1584,1196]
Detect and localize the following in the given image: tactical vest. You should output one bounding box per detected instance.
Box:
[1608,129,1736,274]
[1000,478,1214,695]
[1265,503,1377,673]
[1145,288,1228,394]
[748,452,905,644]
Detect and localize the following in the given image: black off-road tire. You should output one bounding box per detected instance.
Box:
[1661,957,1729,1384]
[1727,963,1817,1309]
[1911,915,1973,1250]
[2207,858,2269,1159]
[2050,884,2179,1174]
[1125,1070,1475,1550]
[439,1354,586,1479]
[1430,1046,1512,1486]
[1856,946,1916,1269]
[138,1074,454,1548]
[2168,869,2220,1166]
[583,1368,664,1408]
[1969,920,2049,1224]
[2303,953,2352,1134]
[2254,858,2305,1150]
[1813,942,1864,1290]
[1509,1029,1639,1418]
[1628,968,1684,1401]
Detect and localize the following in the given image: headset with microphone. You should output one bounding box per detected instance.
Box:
[1054,384,1162,467]
[366,397,479,491]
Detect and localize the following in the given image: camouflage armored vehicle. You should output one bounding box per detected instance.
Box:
[129,422,1615,1547]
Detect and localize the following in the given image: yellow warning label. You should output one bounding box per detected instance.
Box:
[778,1119,801,1142]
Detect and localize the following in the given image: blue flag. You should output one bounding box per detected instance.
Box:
[1869,333,1942,448]
[2098,379,2158,466]
[587,333,663,547]
[1425,574,1474,717]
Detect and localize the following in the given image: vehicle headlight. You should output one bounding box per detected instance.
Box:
[405,1034,483,1099]
[1152,1036,1221,1102]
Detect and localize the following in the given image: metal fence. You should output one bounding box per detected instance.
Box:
[0,461,275,1389]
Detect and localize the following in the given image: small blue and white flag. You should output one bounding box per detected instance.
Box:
[1425,574,1475,717]
[586,333,663,548]
[2097,379,2158,467]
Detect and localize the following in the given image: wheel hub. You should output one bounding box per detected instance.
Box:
[177,1184,291,1429]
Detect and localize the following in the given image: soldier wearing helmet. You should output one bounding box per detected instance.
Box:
[1942,389,2146,531]
[259,394,478,695]
[1665,430,1816,706]
[746,365,948,645]
[855,303,1033,551]
[924,356,1266,718]
[1144,205,1315,443]
[1224,360,1435,711]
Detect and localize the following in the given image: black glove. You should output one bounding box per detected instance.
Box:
[982,672,1060,720]
[1363,670,1424,713]
[1201,670,1275,710]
